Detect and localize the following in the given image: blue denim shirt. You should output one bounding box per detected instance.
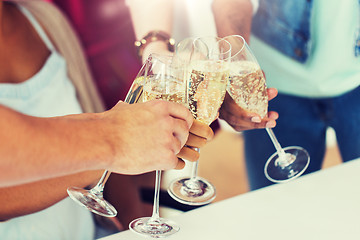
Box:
[252,0,360,63]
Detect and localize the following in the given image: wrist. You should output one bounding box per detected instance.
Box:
[141,41,172,63]
[87,112,116,171]
[61,113,113,172]
[134,30,175,61]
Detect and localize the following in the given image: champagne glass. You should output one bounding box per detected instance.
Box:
[224,35,310,183]
[167,37,231,205]
[66,68,145,217]
[129,54,185,238]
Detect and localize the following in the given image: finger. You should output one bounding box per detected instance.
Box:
[190,120,214,140]
[220,106,259,127]
[186,133,207,148]
[268,111,279,120]
[219,109,254,129]
[267,88,278,101]
[172,118,191,150]
[174,158,186,170]
[177,146,200,162]
[251,118,277,129]
[221,109,276,131]
[265,119,276,128]
[167,101,193,129]
[220,93,278,130]
[221,94,261,122]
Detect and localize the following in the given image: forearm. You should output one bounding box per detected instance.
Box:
[0,99,194,187]
[0,170,103,221]
[0,106,111,187]
[212,0,253,42]
[127,0,173,40]
[127,0,174,62]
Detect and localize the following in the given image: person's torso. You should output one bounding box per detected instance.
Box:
[0,4,95,240]
[251,0,360,97]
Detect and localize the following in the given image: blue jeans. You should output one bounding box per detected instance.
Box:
[243,85,360,190]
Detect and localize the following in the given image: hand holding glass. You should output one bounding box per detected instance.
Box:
[66,72,145,217]
[167,37,231,205]
[129,54,186,238]
[224,35,310,183]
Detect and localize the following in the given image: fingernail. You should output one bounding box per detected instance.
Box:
[266,121,276,128]
[251,116,261,123]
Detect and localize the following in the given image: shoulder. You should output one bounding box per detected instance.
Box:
[14,0,63,14]
[15,0,78,49]
[14,0,71,33]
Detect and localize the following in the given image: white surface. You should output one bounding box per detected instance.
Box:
[99,159,360,240]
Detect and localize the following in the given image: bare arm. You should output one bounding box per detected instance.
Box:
[0,105,110,187]
[212,0,279,131]
[0,100,193,187]
[212,0,253,41]
[0,170,102,221]
[127,0,174,62]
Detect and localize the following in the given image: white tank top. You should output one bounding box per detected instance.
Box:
[0,4,95,240]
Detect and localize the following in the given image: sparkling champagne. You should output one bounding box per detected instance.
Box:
[143,77,185,104]
[188,60,228,125]
[227,61,268,118]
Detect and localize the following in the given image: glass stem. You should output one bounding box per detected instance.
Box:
[265,128,286,158]
[190,148,200,180]
[90,170,111,196]
[150,170,162,220]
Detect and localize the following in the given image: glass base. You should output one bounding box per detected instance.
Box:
[264,146,310,183]
[129,217,179,238]
[167,177,216,206]
[67,186,117,217]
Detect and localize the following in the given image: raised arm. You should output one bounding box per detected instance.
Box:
[0,105,107,187]
[212,0,255,41]
[127,0,174,62]
[212,0,278,131]
[0,170,102,221]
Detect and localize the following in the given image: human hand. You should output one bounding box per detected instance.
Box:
[219,88,279,131]
[176,120,214,168]
[101,100,193,174]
